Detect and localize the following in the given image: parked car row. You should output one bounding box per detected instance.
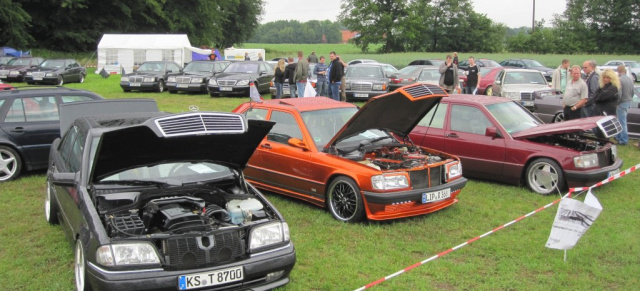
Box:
[0,57,87,85]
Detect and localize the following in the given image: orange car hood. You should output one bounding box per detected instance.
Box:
[511,116,619,139]
[325,84,446,149]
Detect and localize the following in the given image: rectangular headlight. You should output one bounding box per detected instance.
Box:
[209,79,217,85]
[373,84,384,90]
[505,92,520,100]
[445,162,462,180]
[26,72,33,76]
[167,76,176,82]
[346,83,351,89]
[371,173,409,190]
[96,243,160,266]
[120,77,128,82]
[237,80,249,86]
[46,72,57,77]
[143,77,155,82]
[191,77,203,83]
[249,222,289,251]
[574,153,598,168]
[10,70,20,75]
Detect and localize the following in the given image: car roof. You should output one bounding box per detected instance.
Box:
[245,96,356,113]
[501,68,542,73]
[0,87,100,99]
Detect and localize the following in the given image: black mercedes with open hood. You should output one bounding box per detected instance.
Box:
[45,101,295,291]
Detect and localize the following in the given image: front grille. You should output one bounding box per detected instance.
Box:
[404,84,446,97]
[351,83,372,91]
[597,149,614,167]
[176,76,192,83]
[409,170,428,189]
[520,92,534,100]
[129,76,143,83]
[218,80,237,86]
[155,112,246,137]
[596,116,622,138]
[429,166,443,187]
[164,230,245,270]
[32,72,46,78]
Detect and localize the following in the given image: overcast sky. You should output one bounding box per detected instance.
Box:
[261,0,567,28]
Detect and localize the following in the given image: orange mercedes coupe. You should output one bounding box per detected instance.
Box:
[232,84,467,222]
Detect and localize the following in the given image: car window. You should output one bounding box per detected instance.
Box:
[59,126,79,170]
[4,96,58,122]
[268,111,303,144]
[417,69,440,82]
[301,107,357,148]
[61,95,96,103]
[504,72,546,85]
[68,129,87,172]
[486,101,541,134]
[225,63,259,73]
[397,66,423,75]
[169,63,180,72]
[625,62,639,68]
[523,60,544,67]
[244,108,268,121]
[41,60,66,69]
[418,103,448,128]
[260,63,269,73]
[347,66,384,78]
[450,105,492,135]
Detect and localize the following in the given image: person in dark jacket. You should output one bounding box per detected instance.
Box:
[582,60,599,117]
[592,69,620,116]
[284,57,298,98]
[273,59,286,99]
[327,51,344,101]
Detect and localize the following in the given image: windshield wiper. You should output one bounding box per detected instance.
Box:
[99,179,182,187]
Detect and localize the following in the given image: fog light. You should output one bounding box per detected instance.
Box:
[265,270,285,282]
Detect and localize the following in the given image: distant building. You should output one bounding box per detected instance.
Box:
[341,30,359,44]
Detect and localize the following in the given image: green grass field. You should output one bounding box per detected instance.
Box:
[1,47,640,290]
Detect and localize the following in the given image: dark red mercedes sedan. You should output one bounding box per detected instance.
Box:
[410,94,622,195]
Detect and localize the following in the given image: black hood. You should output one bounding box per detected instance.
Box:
[91,113,274,182]
[215,73,256,80]
[123,71,165,77]
[326,84,446,148]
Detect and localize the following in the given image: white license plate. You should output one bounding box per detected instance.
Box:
[608,169,620,178]
[33,77,43,81]
[220,87,233,91]
[177,84,189,88]
[130,82,141,87]
[521,101,534,107]
[0,76,6,79]
[283,88,290,94]
[178,266,243,290]
[422,188,451,203]
[354,93,368,98]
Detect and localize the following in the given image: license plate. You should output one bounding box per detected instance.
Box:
[33,77,43,81]
[178,266,243,290]
[422,188,451,203]
[130,82,141,87]
[608,169,620,178]
[220,87,232,91]
[354,93,368,98]
[0,76,6,79]
[283,88,290,94]
[521,101,534,107]
[177,84,189,88]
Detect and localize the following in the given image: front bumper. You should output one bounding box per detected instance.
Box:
[564,158,623,188]
[86,243,296,291]
[25,76,58,84]
[121,81,161,91]
[208,85,250,96]
[0,74,25,82]
[345,90,387,100]
[362,177,467,220]
[167,82,207,93]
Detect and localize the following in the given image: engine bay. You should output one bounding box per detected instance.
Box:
[96,183,273,239]
[528,133,606,152]
[338,142,445,170]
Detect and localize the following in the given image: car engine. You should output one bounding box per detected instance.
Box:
[338,142,444,170]
[528,133,605,152]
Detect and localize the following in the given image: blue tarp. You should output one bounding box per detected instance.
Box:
[191,48,222,61]
[0,47,31,57]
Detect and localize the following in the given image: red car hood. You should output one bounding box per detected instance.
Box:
[512,116,619,139]
[325,83,447,149]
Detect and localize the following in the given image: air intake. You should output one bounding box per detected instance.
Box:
[596,116,622,138]
[403,84,446,98]
[155,113,246,137]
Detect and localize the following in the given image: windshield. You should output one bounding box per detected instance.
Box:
[486,101,542,135]
[301,107,358,148]
[184,62,215,73]
[480,67,496,77]
[430,60,444,66]
[40,60,65,69]
[523,59,544,67]
[503,71,546,85]
[7,58,33,66]
[481,60,501,67]
[224,63,259,73]
[397,66,424,75]
[138,62,165,72]
[417,69,440,82]
[624,62,640,68]
[347,66,384,78]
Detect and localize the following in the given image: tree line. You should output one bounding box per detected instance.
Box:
[247,20,343,44]
[0,0,263,52]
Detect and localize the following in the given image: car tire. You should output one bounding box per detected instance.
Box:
[485,86,493,96]
[0,146,22,182]
[525,158,565,195]
[45,179,59,225]
[75,239,91,291]
[327,176,365,222]
[552,112,565,123]
[157,80,165,93]
[79,74,85,83]
[57,76,64,86]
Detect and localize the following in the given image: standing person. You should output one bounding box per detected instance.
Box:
[284,57,298,98]
[552,59,571,93]
[592,69,620,117]
[465,56,481,95]
[452,52,459,66]
[257,53,264,61]
[327,51,344,101]
[209,49,217,61]
[314,56,328,96]
[294,51,309,97]
[615,65,633,145]
[582,60,599,117]
[339,56,348,101]
[244,52,250,61]
[307,51,319,63]
[273,59,286,99]
[562,65,589,121]
[439,55,459,93]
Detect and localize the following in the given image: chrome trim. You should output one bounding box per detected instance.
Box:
[87,262,163,275]
[250,243,293,257]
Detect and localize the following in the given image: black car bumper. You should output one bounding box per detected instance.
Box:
[208,85,251,96]
[86,243,296,291]
[345,90,387,100]
[121,82,161,91]
[565,158,623,187]
[167,82,207,93]
[0,75,24,82]
[25,76,59,84]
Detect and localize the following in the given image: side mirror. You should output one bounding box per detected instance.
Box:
[288,137,309,151]
[485,126,501,138]
[495,80,501,85]
[51,171,78,186]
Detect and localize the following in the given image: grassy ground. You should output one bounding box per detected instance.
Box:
[1,58,639,290]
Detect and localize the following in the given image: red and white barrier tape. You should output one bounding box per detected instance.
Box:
[354,163,639,291]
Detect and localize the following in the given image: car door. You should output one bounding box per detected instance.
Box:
[0,95,60,169]
[409,102,449,152]
[493,70,505,96]
[443,104,506,180]
[258,62,273,92]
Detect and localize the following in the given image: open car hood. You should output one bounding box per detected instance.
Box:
[91,112,274,182]
[325,84,447,149]
[512,116,622,139]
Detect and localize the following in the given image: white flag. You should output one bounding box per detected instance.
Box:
[249,82,262,102]
[303,79,317,97]
[546,191,602,250]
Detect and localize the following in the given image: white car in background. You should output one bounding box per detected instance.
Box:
[601,60,639,82]
[491,69,550,111]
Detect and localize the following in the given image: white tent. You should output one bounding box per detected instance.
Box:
[97,34,203,74]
